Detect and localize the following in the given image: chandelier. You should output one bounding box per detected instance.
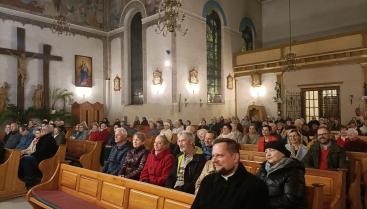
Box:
[51,9,71,35]
[155,0,188,36]
[284,0,296,71]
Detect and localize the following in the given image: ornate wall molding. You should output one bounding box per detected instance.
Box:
[234,31,367,77]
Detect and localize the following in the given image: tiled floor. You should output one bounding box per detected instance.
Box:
[0,197,32,209]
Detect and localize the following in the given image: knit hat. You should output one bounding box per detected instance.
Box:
[265,140,291,157]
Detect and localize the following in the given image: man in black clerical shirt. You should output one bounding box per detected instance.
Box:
[191,138,270,209]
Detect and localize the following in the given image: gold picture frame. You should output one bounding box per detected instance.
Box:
[227,74,234,90]
[114,75,121,91]
[75,55,92,87]
[189,68,199,84]
[153,68,163,85]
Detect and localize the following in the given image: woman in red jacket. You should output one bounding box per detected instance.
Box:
[140,135,174,186]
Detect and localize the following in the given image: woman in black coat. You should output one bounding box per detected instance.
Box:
[256,141,307,209]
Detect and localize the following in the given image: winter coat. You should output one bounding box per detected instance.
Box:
[303,140,347,169]
[102,141,132,175]
[31,133,58,162]
[165,152,207,194]
[139,148,174,186]
[195,160,215,194]
[257,158,307,209]
[119,145,149,180]
[191,163,270,209]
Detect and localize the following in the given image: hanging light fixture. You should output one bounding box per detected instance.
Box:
[51,2,71,36]
[155,0,188,36]
[284,0,296,71]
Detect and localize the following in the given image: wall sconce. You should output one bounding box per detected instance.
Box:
[184,98,188,107]
[250,86,266,98]
[200,99,203,107]
[75,87,92,99]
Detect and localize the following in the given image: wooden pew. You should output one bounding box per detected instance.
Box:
[28,163,194,209]
[38,145,66,183]
[240,144,258,151]
[240,160,344,209]
[0,149,27,201]
[358,135,367,143]
[305,168,346,209]
[239,150,266,162]
[346,151,367,209]
[66,140,102,171]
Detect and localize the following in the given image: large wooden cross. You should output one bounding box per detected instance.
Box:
[0,27,62,110]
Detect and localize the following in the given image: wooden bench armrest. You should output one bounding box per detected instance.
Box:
[330,197,341,209]
[79,147,95,168]
[27,163,62,200]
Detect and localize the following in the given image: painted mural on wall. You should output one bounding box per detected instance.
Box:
[0,0,104,29]
[110,0,159,29]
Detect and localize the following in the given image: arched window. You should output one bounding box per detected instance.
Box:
[130,13,143,104]
[206,11,222,103]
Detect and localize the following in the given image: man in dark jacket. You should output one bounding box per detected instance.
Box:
[102,127,132,175]
[303,127,347,169]
[0,140,4,164]
[4,122,21,149]
[166,131,206,194]
[191,138,269,209]
[19,125,58,188]
[16,126,35,150]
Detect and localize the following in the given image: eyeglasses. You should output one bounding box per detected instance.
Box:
[317,133,329,137]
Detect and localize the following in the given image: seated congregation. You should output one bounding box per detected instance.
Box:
[1,115,367,209]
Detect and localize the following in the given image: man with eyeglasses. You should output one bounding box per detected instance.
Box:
[303,127,346,170]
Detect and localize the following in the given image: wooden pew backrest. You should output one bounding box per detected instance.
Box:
[29,163,194,209]
[66,140,102,171]
[305,168,346,209]
[39,145,66,183]
[240,144,258,151]
[240,150,266,162]
[0,149,27,200]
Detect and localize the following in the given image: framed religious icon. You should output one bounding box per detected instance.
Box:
[189,68,199,84]
[114,75,121,91]
[152,68,163,85]
[75,55,92,87]
[227,74,234,90]
[251,72,261,87]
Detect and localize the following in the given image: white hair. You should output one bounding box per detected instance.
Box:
[178,130,195,144]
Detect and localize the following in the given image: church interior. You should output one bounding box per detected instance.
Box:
[0,0,367,208]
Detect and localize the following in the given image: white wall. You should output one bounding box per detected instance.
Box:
[262,0,367,47]
[236,73,278,119]
[283,64,364,124]
[107,1,242,124]
[0,19,105,110]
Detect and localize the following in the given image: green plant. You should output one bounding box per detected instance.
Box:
[0,105,78,128]
[51,88,74,111]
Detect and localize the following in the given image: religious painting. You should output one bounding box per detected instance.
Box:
[251,72,261,87]
[0,0,104,29]
[152,68,163,85]
[114,75,121,91]
[75,55,92,87]
[227,74,234,90]
[189,68,199,84]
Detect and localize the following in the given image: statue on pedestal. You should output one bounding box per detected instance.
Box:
[33,84,44,110]
[0,82,9,112]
